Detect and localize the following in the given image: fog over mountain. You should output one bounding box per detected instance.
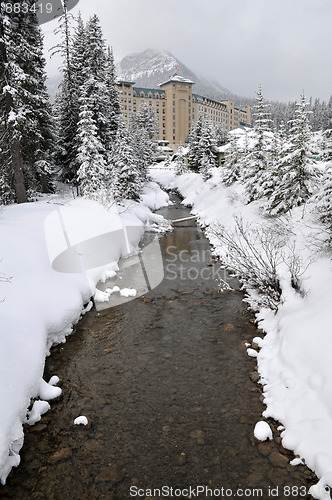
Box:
[116,48,244,104]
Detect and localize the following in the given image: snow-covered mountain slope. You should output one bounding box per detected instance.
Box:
[116,48,232,102]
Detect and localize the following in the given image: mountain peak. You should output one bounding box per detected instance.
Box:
[116,48,232,102]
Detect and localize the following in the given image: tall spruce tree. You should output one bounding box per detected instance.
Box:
[188,112,204,171]
[197,120,216,179]
[243,85,272,203]
[83,14,112,158]
[222,133,241,186]
[129,102,158,181]
[106,46,120,145]
[112,120,142,201]
[0,0,54,204]
[52,0,77,184]
[76,94,107,200]
[266,94,318,214]
[314,163,332,242]
[188,115,216,175]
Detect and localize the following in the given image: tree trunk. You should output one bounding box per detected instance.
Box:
[11,137,27,203]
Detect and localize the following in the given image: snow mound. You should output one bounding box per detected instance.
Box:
[25,401,51,426]
[247,348,258,358]
[254,421,273,441]
[74,416,88,426]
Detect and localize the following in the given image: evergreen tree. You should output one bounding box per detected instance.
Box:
[111,120,142,201]
[52,1,77,184]
[0,0,54,204]
[314,164,332,240]
[222,133,241,186]
[105,46,120,144]
[76,94,107,200]
[243,85,272,203]
[197,120,216,179]
[129,102,158,181]
[175,145,187,175]
[188,115,216,176]
[266,94,318,214]
[83,15,112,159]
[187,113,204,171]
[213,123,228,147]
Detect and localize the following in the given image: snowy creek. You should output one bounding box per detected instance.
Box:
[0,194,316,499]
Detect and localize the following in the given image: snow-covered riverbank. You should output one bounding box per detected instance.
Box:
[0,182,169,484]
[152,167,332,499]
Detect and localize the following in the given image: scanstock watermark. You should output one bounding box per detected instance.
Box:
[44,200,230,311]
[129,484,309,497]
[1,0,79,25]
[44,200,165,311]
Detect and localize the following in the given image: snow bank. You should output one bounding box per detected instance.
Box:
[152,168,332,496]
[0,181,169,484]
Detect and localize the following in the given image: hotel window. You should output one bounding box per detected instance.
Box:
[156,101,159,106]
[162,102,165,107]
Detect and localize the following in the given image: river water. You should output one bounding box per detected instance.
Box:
[0,195,316,499]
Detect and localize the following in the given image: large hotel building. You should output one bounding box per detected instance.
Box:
[117,74,251,150]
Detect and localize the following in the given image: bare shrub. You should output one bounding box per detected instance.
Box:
[207,216,285,311]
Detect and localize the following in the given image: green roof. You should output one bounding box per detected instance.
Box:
[133,87,166,98]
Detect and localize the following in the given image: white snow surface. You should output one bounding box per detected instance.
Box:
[152,167,332,497]
[74,416,88,426]
[0,181,170,484]
[254,421,273,441]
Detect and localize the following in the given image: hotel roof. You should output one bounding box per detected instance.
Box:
[158,73,195,87]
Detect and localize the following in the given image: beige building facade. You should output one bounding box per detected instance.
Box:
[117,74,251,150]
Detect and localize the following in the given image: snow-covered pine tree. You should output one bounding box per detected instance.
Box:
[259,122,288,203]
[52,1,78,184]
[188,115,216,176]
[243,85,272,203]
[111,120,142,201]
[105,46,120,145]
[213,123,228,147]
[266,93,319,215]
[321,129,332,162]
[175,145,187,175]
[197,120,216,179]
[314,163,332,241]
[222,133,241,186]
[129,102,158,181]
[84,14,113,159]
[187,112,204,171]
[0,0,54,204]
[76,93,108,200]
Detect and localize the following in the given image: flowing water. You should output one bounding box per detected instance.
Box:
[0,195,316,499]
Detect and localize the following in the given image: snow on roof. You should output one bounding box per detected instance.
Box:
[159,73,195,87]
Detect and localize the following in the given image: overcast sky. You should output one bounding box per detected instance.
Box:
[42,0,332,103]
